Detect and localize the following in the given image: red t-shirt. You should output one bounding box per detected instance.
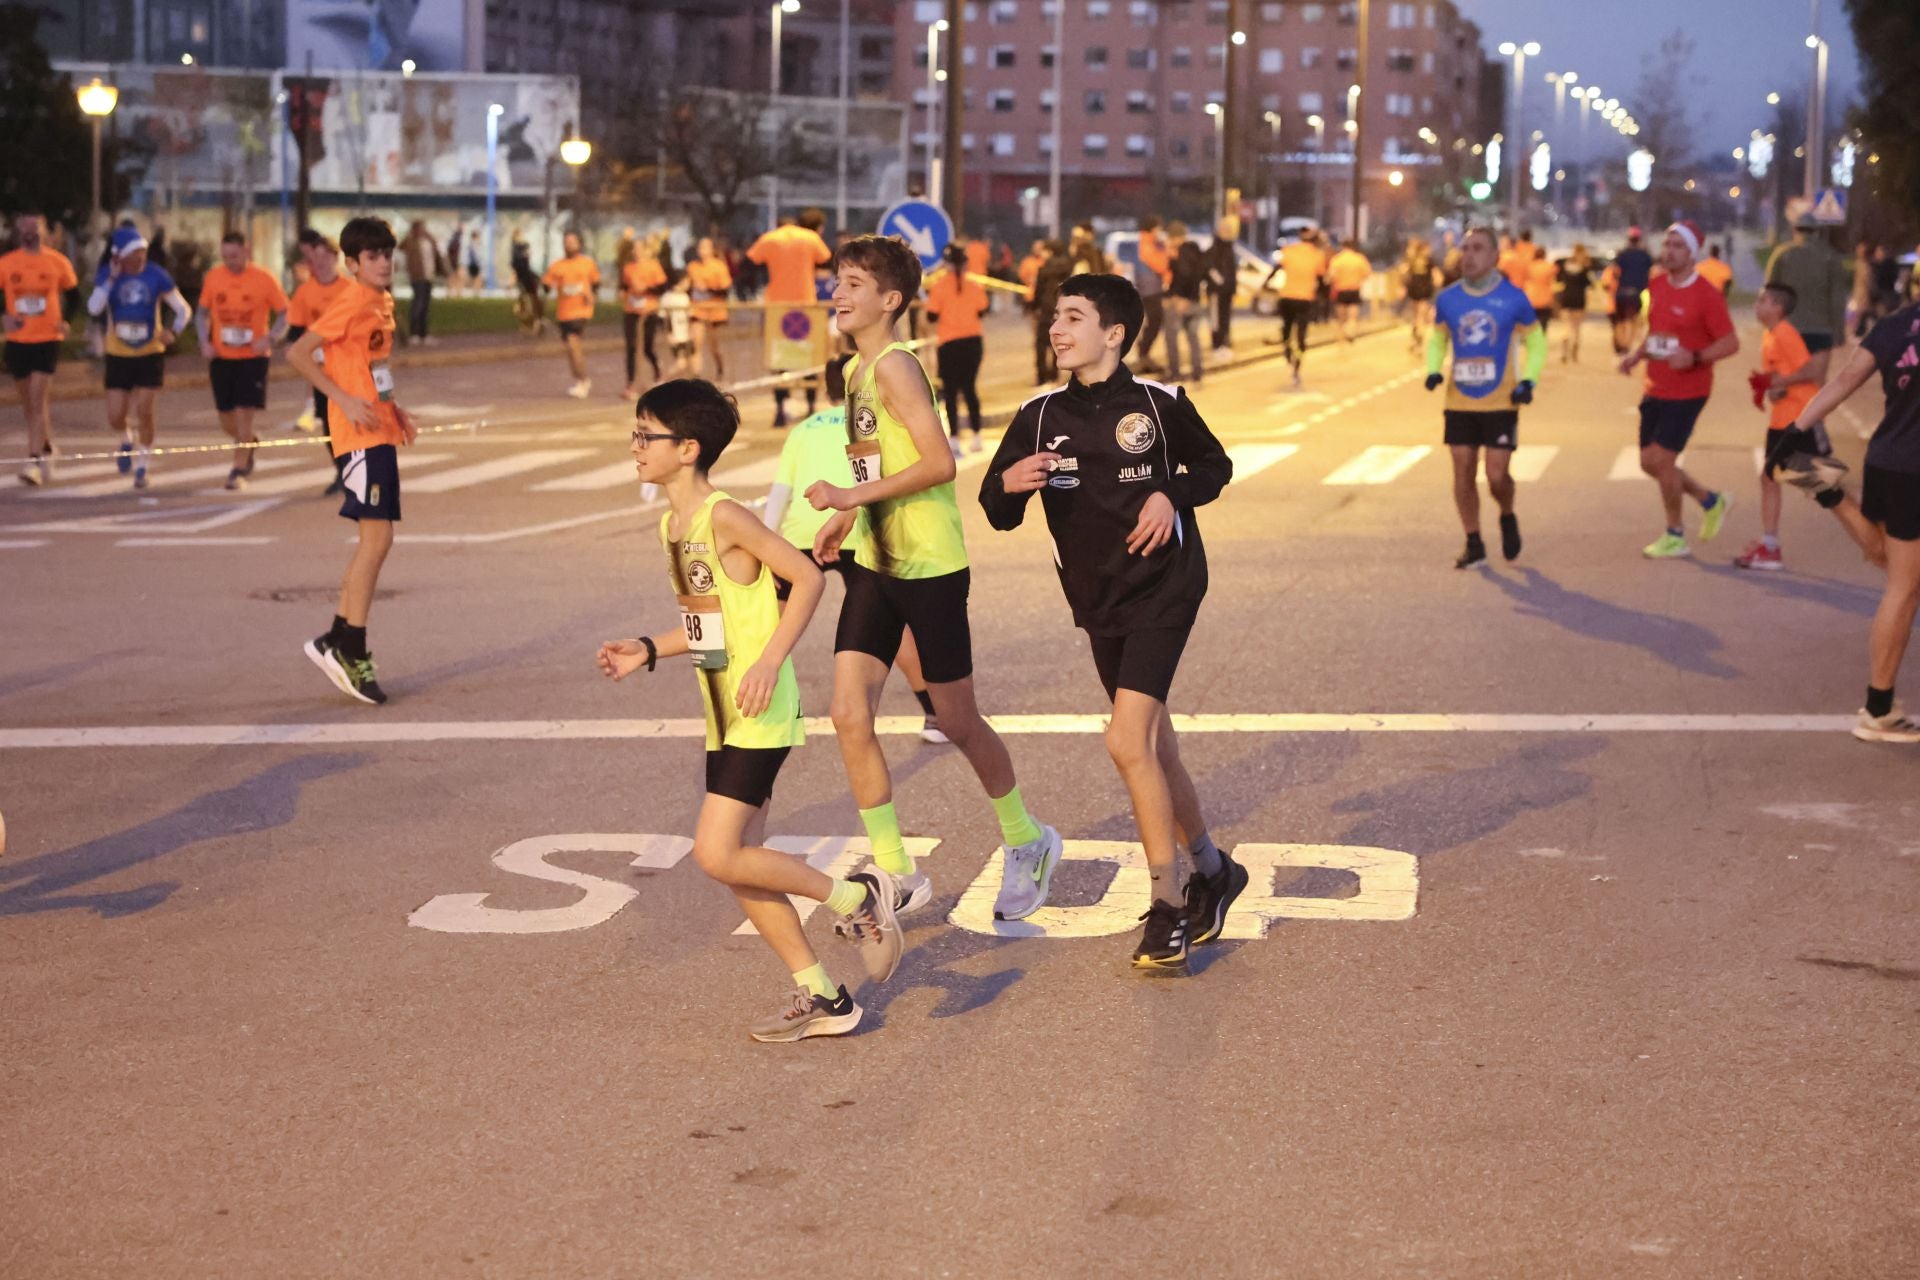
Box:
[1643,273,1735,402]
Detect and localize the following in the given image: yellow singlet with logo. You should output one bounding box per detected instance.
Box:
[843,342,969,579]
[660,491,805,751]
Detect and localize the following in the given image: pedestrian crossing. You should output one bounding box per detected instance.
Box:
[7,437,1772,509]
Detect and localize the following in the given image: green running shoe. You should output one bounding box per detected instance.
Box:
[1642,532,1691,559]
[1699,492,1733,542]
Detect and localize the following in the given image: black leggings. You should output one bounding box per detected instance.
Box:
[938,335,983,434]
[623,313,664,385]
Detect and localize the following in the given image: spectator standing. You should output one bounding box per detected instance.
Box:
[402,221,440,345]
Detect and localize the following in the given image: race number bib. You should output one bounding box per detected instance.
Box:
[678,595,728,670]
[220,326,254,348]
[371,361,395,402]
[563,284,586,297]
[1646,334,1680,359]
[1453,358,1497,386]
[846,440,882,485]
[13,295,47,316]
[114,322,151,345]
[313,346,326,366]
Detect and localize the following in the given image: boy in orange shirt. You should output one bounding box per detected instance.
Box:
[1736,283,1824,571]
[287,216,418,705]
[196,232,289,489]
[543,231,601,398]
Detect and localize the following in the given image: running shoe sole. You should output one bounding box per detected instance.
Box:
[748,1003,863,1043]
[1852,720,1920,744]
[896,874,933,916]
[304,638,376,705]
[1131,946,1190,971]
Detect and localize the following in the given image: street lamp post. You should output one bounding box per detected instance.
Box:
[1047,0,1063,237]
[76,77,119,233]
[1307,113,1325,227]
[485,102,502,290]
[835,0,849,231]
[561,132,592,240]
[1205,102,1225,225]
[1264,110,1282,248]
[925,18,947,205]
[1349,0,1370,245]
[1805,26,1828,202]
[1497,40,1540,230]
[769,0,799,228]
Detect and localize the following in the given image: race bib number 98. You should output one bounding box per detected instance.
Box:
[678,595,728,670]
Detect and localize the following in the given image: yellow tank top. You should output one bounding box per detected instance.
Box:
[660,491,805,751]
[844,342,969,579]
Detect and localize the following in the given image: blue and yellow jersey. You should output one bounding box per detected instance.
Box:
[1433,277,1539,412]
[101,264,180,357]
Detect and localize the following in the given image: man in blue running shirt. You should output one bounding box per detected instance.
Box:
[1611,227,1655,354]
[1426,226,1547,568]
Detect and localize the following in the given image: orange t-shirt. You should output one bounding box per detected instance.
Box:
[1697,257,1734,294]
[926,272,988,343]
[199,263,289,359]
[1499,249,1531,288]
[746,225,832,305]
[311,280,402,457]
[1018,253,1045,297]
[965,239,990,277]
[1329,249,1370,293]
[289,273,352,328]
[1278,241,1327,300]
[1761,320,1818,430]
[1524,258,1558,310]
[686,257,732,322]
[543,255,601,323]
[0,248,78,345]
[621,257,668,314]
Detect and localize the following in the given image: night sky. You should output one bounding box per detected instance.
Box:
[1454,0,1864,160]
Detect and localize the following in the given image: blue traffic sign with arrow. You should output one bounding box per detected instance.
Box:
[877,200,953,271]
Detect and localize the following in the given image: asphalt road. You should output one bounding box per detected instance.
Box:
[3,311,1917,1278]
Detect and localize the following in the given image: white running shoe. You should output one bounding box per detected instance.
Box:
[993,823,1062,921]
[832,868,905,982]
[894,870,933,916]
[920,718,950,745]
[1853,707,1920,744]
[567,380,591,399]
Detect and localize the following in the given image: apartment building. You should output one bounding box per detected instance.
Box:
[892,0,1494,231]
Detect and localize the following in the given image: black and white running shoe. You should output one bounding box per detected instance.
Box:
[1131,900,1191,970]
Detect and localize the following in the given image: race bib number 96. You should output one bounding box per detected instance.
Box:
[846,441,881,486]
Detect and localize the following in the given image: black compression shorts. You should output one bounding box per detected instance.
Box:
[1087,626,1191,704]
[705,745,791,808]
[834,560,974,684]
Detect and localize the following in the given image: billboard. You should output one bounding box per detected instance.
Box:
[287,0,470,73]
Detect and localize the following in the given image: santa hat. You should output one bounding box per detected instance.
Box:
[111,226,148,258]
[1666,220,1703,258]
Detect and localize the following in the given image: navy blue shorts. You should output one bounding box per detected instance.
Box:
[338,445,401,522]
[1638,397,1707,453]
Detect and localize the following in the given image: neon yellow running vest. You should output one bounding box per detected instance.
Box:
[660,491,805,751]
[843,341,969,579]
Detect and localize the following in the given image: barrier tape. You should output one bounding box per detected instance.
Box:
[0,337,934,468]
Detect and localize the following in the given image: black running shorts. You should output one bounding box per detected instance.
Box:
[1862,465,1920,543]
[1638,396,1706,453]
[835,560,973,684]
[1087,626,1191,704]
[1443,410,1520,450]
[705,745,790,808]
[557,319,589,339]
[1335,289,1362,307]
[210,356,270,412]
[104,353,164,391]
[1800,330,1835,355]
[4,340,58,380]
[338,444,401,522]
[1613,292,1644,320]
[772,557,849,604]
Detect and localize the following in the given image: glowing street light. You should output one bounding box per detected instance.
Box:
[75,77,119,227]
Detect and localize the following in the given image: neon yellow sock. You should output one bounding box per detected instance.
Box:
[859,803,915,875]
[824,877,867,917]
[990,785,1043,848]
[792,963,837,999]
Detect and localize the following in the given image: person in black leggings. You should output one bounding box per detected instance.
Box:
[928,242,987,450]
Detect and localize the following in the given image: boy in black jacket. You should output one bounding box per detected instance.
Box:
[979,273,1244,971]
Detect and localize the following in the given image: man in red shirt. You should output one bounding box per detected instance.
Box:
[1619,221,1741,559]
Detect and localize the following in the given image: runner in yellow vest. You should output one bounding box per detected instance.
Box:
[806,235,1063,922]
[597,379,909,1042]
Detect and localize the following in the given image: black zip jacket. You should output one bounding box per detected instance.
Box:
[980,364,1232,635]
[1168,242,1206,301]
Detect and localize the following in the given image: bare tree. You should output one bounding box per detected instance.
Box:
[1630,29,1704,223]
[629,87,833,238]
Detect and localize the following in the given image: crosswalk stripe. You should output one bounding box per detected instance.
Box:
[1323,445,1431,485]
[1607,445,1643,481]
[44,454,308,498]
[1226,444,1299,482]
[213,452,456,496]
[1506,445,1559,483]
[528,460,646,493]
[710,455,783,489]
[406,448,594,494]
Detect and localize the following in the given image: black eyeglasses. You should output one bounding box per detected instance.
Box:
[631,429,683,446]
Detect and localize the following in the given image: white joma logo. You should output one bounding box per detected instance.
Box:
[1045,435,1070,449]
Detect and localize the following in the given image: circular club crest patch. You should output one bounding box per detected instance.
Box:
[1115,411,1156,454]
[686,560,716,594]
[853,404,880,438]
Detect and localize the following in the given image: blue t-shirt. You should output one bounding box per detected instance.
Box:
[1615,247,1654,294]
[102,264,179,357]
[1434,277,1537,410]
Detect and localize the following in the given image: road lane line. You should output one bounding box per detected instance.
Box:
[0,713,1861,749]
[528,460,648,493]
[203,452,457,496]
[1608,445,1643,480]
[41,455,308,498]
[1507,445,1559,482]
[392,502,655,544]
[115,536,277,547]
[0,538,49,548]
[406,448,594,493]
[1226,444,1299,482]
[1323,445,1432,485]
